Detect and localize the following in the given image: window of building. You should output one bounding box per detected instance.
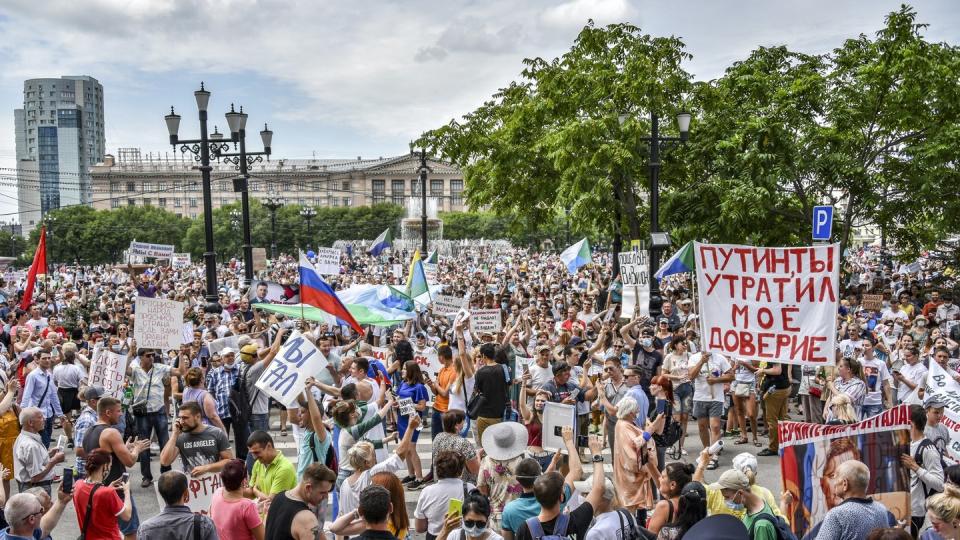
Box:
[342,180,350,192]
[343,197,351,207]
[158,198,166,207]
[451,179,464,206]
[333,198,339,207]
[127,182,135,192]
[143,198,152,206]
[174,198,182,208]
[372,179,385,204]
[111,199,119,209]
[391,179,404,206]
[430,179,443,197]
[128,199,135,206]
[411,179,422,196]
[190,198,198,208]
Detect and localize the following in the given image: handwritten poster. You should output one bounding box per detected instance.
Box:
[156,473,220,515]
[254,331,328,407]
[134,296,185,351]
[88,349,128,399]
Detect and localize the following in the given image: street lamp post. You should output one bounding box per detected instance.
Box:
[619,110,691,318]
[300,207,316,251]
[416,150,432,255]
[212,105,272,287]
[263,195,284,260]
[164,83,235,313]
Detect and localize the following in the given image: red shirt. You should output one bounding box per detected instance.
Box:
[73,479,124,540]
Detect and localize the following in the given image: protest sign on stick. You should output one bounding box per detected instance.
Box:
[134,296,185,351]
[207,335,241,356]
[925,360,960,459]
[129,241,175,259]
[695,242,840,366]
[314,248,341,275]
[181,322,194,345]
[778,405,911,537]
[432,294,467,317]
[618,251,649,317]
[88,349,128,399]
[254,331,328,408]
[861,294,883,311]
[470,309,502,334]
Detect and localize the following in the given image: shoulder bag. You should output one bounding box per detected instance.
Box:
[77,483,102,540]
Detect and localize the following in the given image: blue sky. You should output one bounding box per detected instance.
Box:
[0,0,958,221]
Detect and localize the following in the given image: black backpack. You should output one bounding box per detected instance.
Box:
[228,365,255,423]
[749,513,797,540]
[914,438,948,498]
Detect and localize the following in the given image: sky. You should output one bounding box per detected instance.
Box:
[0,0,958,222]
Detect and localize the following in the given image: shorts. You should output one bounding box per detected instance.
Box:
[674,383,694,414]
[58,387,81,413]
[692,400,723,419]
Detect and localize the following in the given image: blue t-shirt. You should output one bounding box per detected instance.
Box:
[396,381,428,433]
[297,428,332,480]
[501,485,573,533]
[0,527,44,540]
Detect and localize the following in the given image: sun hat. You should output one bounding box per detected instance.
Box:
[480,422,528,461]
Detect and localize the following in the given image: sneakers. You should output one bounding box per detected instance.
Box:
[406,479,426,491]
[400,475,416,485]
[141,478,153,488]
[757,448,778,457]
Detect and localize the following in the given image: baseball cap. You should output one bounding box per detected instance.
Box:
[924,396,946,409]
[569,336,584,347]
[221,347,236,356]
[716,469,750,491]
[536,344,551,354]
[83,386,105,400]
[552,362,571,375]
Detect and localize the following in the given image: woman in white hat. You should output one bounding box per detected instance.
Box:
[477,422,528,531]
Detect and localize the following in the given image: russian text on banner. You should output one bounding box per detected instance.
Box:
[155,472,220,515]
[89,349,128,399]
[314,248,341,275]
[133,296,185,351]
[694,242,840,366]
[778,405,911,537]
[254,331,328,408]
[129,241,175,259]
[618,251,649,317]
[470,309,502,334]
[925,360,960,459]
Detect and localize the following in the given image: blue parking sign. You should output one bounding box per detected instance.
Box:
[812,206,833,241]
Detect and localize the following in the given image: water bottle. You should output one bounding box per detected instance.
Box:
[707,440,724,455]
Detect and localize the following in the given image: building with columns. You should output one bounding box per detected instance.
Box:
[89,148,466,217]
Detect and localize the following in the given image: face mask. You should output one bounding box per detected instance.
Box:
[501,302,509,310]
[916,320,926,327]
[641,338,653,348]
[724,494,744,511]
[463,524,488,538]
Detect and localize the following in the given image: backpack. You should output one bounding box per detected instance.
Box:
[525,513,570,540]
[615,508,644,540]
[914,439,948,498]
[307,431,339,475]
[228,365,255,423]
[749,513,797,540]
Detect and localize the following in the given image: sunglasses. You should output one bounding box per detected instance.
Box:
[464,520,487,528]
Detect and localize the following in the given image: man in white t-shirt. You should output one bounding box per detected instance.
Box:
[687,351,732,469]
[859,341,893,418]
[894,346,927,404]
[526,345,555,391]
[838,326,867,360]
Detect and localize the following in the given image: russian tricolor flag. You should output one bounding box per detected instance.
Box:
[299,252,364,335]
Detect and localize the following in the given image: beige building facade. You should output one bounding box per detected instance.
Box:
[89,148,466,218]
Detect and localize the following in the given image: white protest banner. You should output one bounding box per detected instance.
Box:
[392,264,403,278]
[618,251,649,317]
[133,296,185,351]
[694,243,840,366]
[314,248,341,275]
[129,241,175,259]
[470,309,502,334]
[255,331,328,408]
[252,248,267,272]
[207,335,240,356]
[156,473,220,515]
[181,322,195,345]
[424,263,438,284]
[370,346,391,366]
[89,349,128,399]
[171,253,191,269]
[414,348,442,378]
[926,360,960,459]
[432,294,467,317]
[515,356,532,375]
[542,402,577,453]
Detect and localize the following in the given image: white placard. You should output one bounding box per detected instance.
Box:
[314,248,341,275]
[515,356,532,373]
[134,296,185,351]
[254,331,328,408]
[469,309,502,334]
[171,253,191,269]
[392,264,403,278]
[542,402,577,453]
[370,346,391,366]
[181,322,195,345]
[618,251,649,318]
[156,473,220,515]
[695,243,840,366]
[398,397,415,416]
[88,349,128,399]
[129,241,175,259]
[432,294,467,317]
[424,263,438,284]
[414,348,442,378]
[926,360,960,459]
[207,335,241,356]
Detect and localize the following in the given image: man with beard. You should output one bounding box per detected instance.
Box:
[160,401,233,476]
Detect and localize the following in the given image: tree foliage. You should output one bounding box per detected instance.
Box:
[418,7,960,255]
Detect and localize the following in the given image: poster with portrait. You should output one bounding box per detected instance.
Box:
[778,405,911,537]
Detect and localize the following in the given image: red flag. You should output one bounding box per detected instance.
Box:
[19,227,47,311]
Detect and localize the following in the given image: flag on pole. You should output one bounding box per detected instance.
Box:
[654,241,696,280]
[367,228,393,256]
[19,227,46,311]
[406,251,430,299]
[559,238,591,273]
[425,250,438,265]
[298,252,363,334]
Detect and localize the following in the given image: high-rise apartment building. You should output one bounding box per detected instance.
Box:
[13,76,105,236]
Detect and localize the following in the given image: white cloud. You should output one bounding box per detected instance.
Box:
[541,0,638,30]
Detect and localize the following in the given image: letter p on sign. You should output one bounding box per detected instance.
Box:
[812,206,833,241]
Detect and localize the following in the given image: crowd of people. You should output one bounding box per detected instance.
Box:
[0,243,954,540]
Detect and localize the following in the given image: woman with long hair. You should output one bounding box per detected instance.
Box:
[72,449,132,540]
[432,410,481,483]
[826,357,867,421]
[729,359,760,447]
[209,459,264,540]
[647,462,695,534]
[331,392,396,494]
[517,380,553,471]
[180,366,225,431]
[372,472,411,540]
[656,481,708,540]
[396,358,429,489]
[826,393,859,425]
[662,337,693,454]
